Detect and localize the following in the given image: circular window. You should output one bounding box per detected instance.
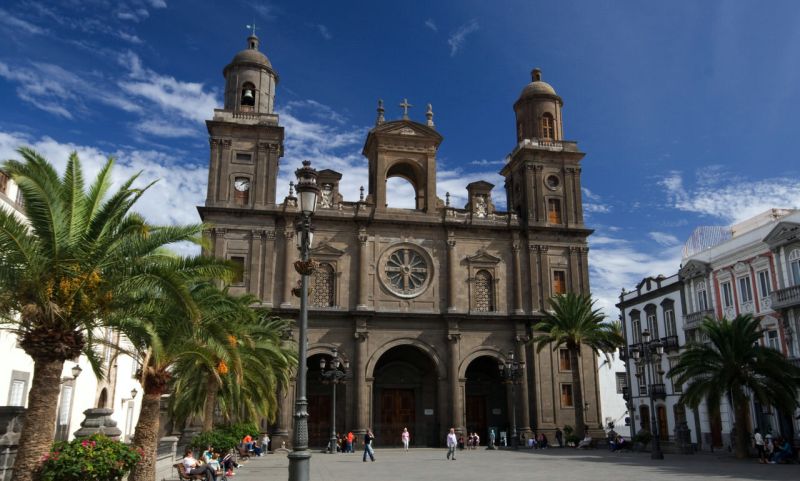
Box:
[380,246,431,298]
[545,175,560,190]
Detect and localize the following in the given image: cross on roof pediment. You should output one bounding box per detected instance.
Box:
[763,221,800,248]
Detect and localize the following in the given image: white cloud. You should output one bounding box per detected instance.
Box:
[660,169,800,223]
[0,131,206,254]
[0,9,46,35]
[589,237,682,316]
[469,159,505,166]
[117,31,144,44]
[424,18,438,32]
[317,24,332,40]
[648,231,679,247]
[581,187,611,214]
[447,20,479,56]
[148,0,167,8]
[134,120,199,138]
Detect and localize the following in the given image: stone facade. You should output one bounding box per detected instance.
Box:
[198,35,600,447]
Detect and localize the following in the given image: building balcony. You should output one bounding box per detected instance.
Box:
[789,357,800,369]
[648,383,667,400]
[684,309,714,330]
[661,335,680,352]
[771,285,800,310]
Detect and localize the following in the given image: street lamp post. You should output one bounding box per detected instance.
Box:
[288,160,320,481]
[631,329,665,460]
[498,350,525,450]
[320,348,349,453]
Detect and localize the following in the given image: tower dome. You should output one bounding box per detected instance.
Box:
[513,68,564,142]
[222,35,279,114]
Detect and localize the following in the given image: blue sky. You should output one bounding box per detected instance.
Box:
[2,0,800,313]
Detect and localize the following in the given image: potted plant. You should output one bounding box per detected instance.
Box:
[38,434,142,481]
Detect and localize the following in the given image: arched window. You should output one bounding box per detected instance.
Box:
[474,270,495,312]
[240,82,256,108]
[540,113,554,140]
[790,248,800,286]
[311,263,335,307]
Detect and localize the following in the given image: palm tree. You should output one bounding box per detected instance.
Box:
[531,292,625,439]
[0,148,219,481]
[169,308,295,431]
[669,315,800,458]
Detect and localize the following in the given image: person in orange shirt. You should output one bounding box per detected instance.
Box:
[346,431,355,453]
[242,434,253,452]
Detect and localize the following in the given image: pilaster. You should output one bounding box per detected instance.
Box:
[356,229,370,310]
[261,230,276,306]
[354,330,369,434]
[206,138,221,205]
[447,234,458,313]
[447,332,464,434]
[515,334,532,437]
[512,241,524,314]
[281,228,295,308]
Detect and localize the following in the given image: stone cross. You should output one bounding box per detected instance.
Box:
[247,23,257,36]
[399,98,413,119]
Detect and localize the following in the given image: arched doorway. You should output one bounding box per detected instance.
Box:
[372,345,439,447]
[465,356,507,442]
[307,353,347,449]
[656,405,669,441]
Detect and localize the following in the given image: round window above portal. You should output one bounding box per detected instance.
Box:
[545,174,561,190]
[378,244,433,299]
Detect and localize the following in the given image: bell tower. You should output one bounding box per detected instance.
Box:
[501,69,585,228]
[205,34,284,209]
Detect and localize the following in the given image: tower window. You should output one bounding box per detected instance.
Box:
[311,263,335,307]
[553,270,567,295]
[547,198,562,224]
[474,269,495,312]
[540,113,554,140]
[240,82,256,108]
[230,256,245,285]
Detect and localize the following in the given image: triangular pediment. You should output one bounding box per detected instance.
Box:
[763,221,800,248]
[679,259,709,280]
[370,120,443,141]
[466,250,502,265]
[311,242,346,258]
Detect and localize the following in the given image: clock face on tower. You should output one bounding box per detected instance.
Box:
[234,177,251,192]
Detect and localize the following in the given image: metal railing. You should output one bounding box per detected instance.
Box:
[684,309,714,330]
[771,285,800,310]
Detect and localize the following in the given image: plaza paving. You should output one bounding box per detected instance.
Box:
[225,447,798,481]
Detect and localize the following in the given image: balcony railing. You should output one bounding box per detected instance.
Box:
[684,309,714,330]
[648,383,667,400]
[661,335,680,352]
[771,285,800,310]
[789,358,800,369]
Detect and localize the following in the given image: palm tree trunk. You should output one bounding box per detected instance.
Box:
[732,394,750,459]
[569,347,585,439]
[202,375,218,432]
[12,357,64,481]
[129,391,162,481]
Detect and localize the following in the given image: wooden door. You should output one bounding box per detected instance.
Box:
[379,389,414,445]
[656,405,669,441]
[466,395,487,438]
[308,394,330,448]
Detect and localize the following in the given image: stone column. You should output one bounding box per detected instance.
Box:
[447,236,458,312]
[540,246,551,301]
[255,142,267,207]
[354,331,369,434]
[579,247,590,294]
[357,229,370,310]
[261,230,276,306]
[573,167,585,225]
[218,139,232,204]
[528,244,542,312]
[206,138,220,204]
[512,241,524,314]
[213,228,226,258]
[273,381,293,449]
[249,229,263,296]
[515,335,532,437]
[563,168,574,227]
[281,229,295,308]
[569,246,580,293]
[534,165,545,224]
[448,333,463,434]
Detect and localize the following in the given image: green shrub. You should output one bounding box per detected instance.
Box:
[563,425,574,436]
[565,434,580,446]
[190,422,261,453]
[38,434,141,481]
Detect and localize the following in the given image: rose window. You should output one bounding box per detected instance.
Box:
[384,248,429,297]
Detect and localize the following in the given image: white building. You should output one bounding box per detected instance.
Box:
[0,170,142,442]
[617,274,702,449]
[680,209,800,442]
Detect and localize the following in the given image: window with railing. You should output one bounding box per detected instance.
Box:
[552,270,566,295]
[559,349,572,371]
[721,281,734,308]
[790,249,800,286]
[615,372,627,394]
[560,383,573,407]
[696,284,708,311]
[664,309,677,337]
[547,198,562,224]
[632,318,641,344]
[636,364,647,395]
[646,312,659,339]
[668,358,682,393]
[540,113,555,139]
[311,263,335,307]
[738,276,753,304]
[766,330,780,350]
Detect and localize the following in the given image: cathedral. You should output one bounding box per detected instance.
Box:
[198,34,600,448]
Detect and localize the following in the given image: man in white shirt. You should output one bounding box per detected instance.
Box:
[446,428,458,460]
[182,449,217,481]
[753,428,766,463]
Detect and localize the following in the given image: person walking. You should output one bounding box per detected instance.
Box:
[446,428,458,460]
[555,427,563,448]
[753,428,766,464]
[402,427,410,451]
[363,429,376,462]
[346,431,354,453]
